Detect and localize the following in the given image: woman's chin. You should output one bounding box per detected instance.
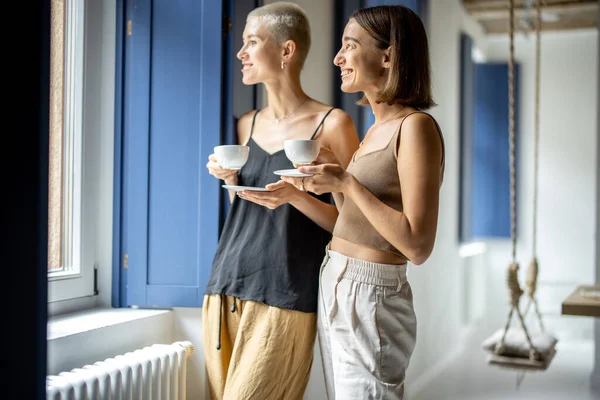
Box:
[340,83,357,93]
[241,75,258,86]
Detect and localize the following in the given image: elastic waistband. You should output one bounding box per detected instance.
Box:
[326,249,407,288]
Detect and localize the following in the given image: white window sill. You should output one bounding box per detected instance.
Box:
[47,308,172,341]
[458,241,487,258]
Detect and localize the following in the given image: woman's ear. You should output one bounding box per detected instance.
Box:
[282,40,297,63]
[382,46,393,69]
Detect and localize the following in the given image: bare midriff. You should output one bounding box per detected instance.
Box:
[330,236,408,265]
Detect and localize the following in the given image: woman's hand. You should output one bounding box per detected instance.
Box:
[293,147,341,168]
[314,146,341,165]
[286,147,348,193]
[282,164,354,195]
[292,146,342,169]
[206,154,239,184]
[238,180,302,210]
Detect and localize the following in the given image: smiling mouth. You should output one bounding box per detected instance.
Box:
[341,69,353,79]
[242,64,253,71]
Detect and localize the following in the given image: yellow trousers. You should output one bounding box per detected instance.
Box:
[202,295,317,400]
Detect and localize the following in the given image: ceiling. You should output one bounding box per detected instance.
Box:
[462,0,598,35]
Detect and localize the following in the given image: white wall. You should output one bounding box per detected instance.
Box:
[483,29,598,341]
[404,0,488,395]
[297,0,335,105]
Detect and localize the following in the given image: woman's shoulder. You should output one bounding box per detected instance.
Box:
[237,109,259,145]
[238,109,259,125]
[398,111,443,148]
[396,110,444,165]
[400,110,440,132]
[325,107,354,126]
[306,101,354,131]
[313,106,359,152]
[319,108,356,137]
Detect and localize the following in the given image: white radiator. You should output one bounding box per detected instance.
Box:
[46,341,195,400]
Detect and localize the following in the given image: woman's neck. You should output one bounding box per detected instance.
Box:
[264,75,308,121]
[366,96,404,124]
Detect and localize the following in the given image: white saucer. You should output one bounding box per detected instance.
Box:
[273,169,313,177]
[222,185,268,192]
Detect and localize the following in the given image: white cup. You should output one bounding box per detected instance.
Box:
[284,139,320,166]
[214,145,250,170]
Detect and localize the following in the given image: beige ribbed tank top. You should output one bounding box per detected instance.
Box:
[332,112,445,258]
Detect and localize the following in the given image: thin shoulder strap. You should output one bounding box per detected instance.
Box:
[310,107,336,140]
[249,109,260,138]
[397,111,445,168]
[397,111,423,132]
[391,111,423,152]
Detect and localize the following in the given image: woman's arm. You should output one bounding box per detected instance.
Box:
[219,112,255,203]
[320,110,359,211]
[298,113,443,264]
[239,179,340,232]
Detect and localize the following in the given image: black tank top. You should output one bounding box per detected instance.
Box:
[205,108,335,312]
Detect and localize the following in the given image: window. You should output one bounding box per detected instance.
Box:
[48,0,94,303]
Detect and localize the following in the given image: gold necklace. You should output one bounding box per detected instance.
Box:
[271,97,308,124]
[376,106,404,125]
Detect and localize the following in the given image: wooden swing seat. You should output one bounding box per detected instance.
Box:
[486,348,556,371]
[561,284,600,318]
[482,326,558,371]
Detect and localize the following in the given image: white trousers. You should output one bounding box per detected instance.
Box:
[318,248,417,400]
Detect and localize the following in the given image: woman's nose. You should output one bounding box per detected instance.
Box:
[237,46,246,60]
[333,52,343,66]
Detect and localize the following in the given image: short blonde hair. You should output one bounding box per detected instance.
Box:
[248,2,311,69]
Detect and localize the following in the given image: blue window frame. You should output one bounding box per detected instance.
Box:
[459,33,519,242]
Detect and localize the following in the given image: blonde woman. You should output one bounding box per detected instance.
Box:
[202,3,359,399]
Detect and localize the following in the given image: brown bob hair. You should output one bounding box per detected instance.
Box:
[352,5,436,109]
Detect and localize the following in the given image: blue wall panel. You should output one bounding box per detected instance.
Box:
[471,63,519,239]
[122,0,222,307]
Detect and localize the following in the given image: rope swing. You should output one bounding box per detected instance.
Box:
[481,0,557,374]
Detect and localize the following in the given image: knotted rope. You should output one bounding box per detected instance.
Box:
[523,0,545,334]
[495,0,541,363]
